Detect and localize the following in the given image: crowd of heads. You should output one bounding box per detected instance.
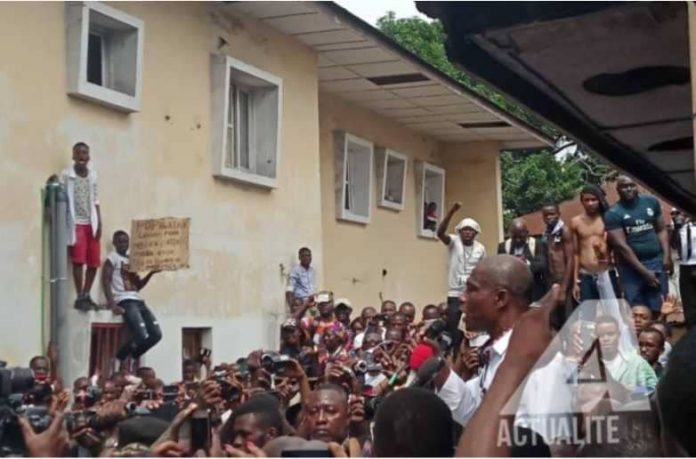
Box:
[9,291,470,458]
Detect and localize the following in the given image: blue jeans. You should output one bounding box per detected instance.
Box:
[116,299,162,360]
[617,257,668,313]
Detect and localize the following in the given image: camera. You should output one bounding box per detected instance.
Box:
[0,362,47,456]
[211,372,240,402]
[162,385,179,403]
[260,353,293,374]
[64,410,98,434]
[74,385,102,408]
[353,352,383,375]
[425,319,453,351]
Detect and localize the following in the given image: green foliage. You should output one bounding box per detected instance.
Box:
[376,12,616,225]
[376,12,557,138]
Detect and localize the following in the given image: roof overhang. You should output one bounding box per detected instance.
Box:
[418,1,696,214]
[221,1,552,149]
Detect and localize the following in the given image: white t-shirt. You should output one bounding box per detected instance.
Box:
[679,223,696,265]
[107,251,142,303]
[447,236,486,297]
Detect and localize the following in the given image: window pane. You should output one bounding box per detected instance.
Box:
[344,151,353,211]
[225,127,234,169]
[239,90,251,170]
[385,156,405,204]
[228,83,237,168]
[87,33,103,86]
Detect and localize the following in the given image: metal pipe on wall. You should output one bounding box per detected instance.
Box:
[46,179,68,345]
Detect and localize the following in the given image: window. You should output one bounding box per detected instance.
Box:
[211,55,283,188]
[333,131,373,224]
[376,148,408,211]
[89,323,137,379]
[417,162,446,238]
[65,2,144,113]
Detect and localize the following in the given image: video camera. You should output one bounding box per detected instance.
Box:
[425,319,453,352]
[0,361,52,457]
[353,352,383,375]
[260,352,294,374]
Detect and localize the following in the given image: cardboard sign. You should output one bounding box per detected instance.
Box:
[129,217,190,272]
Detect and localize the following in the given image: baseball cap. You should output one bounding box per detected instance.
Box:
[315,292,331,303]
[334,298,352,311]
[409,344,435,370]
[281,318,298,329]
[455,217,481,233]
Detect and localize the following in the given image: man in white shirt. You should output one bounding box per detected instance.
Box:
[461,255,535,406]
[437,202,486,355]
[102,230,161,372]
[677,216,696,328]
[427,255,537,427]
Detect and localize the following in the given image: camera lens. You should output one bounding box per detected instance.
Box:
[9,367,35,394]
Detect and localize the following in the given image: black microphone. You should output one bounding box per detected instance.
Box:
[408,356,445,388]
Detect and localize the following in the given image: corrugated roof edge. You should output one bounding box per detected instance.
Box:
[317,1,555,147]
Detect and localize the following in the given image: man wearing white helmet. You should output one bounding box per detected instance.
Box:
[437,202,486,354]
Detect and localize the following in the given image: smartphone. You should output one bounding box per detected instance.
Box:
[282,450,333,457]
[189,409,211,455]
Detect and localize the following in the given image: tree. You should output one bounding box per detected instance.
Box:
[376,12,615,223]
[377,13,557,138]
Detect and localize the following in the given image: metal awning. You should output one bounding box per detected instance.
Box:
[418,1,696,214]
[222,1,552,149]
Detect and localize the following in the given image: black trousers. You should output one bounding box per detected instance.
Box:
[116,299,162,360]
[680,265,696,329]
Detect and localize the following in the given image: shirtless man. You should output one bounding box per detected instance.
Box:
[570,185,619,303]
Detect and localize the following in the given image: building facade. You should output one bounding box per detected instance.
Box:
[0,1,548,384]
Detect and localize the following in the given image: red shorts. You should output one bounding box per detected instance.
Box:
[69,224,101,268]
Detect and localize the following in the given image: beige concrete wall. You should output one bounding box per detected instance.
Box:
[0,2,322,377]
[319,93,503,311]
[439,142,504,252]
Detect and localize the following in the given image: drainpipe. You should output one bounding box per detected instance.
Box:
[46,178,68,344]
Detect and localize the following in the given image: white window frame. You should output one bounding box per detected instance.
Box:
[65,2,144,113]
[418,162,446,239]
[211,55,283,189]
[340,133,374,224]
[379,149,408,211]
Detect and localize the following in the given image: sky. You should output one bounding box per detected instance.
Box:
[335,0,427,25]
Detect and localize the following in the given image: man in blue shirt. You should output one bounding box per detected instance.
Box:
[285,247,316,307]
[604,176,672,315]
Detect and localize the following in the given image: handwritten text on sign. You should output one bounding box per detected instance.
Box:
[129,218,190,272]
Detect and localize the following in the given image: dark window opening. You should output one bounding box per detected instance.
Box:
[459,121,510,129]
[367,73,430,86]
[647,137,693,152]
[583,66,689,96]
[87,33,104,86]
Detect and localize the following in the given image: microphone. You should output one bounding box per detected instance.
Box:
[408,357,445,388]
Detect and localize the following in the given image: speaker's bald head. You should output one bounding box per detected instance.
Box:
[474,255,533,303]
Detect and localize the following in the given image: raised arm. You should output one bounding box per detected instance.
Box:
[437,202,461,246]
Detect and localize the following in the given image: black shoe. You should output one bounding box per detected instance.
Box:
[84,295,98,309]
[73,296,90,311]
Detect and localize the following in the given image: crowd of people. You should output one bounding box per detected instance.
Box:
[5,145,694,457]
[7,250,696,457]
